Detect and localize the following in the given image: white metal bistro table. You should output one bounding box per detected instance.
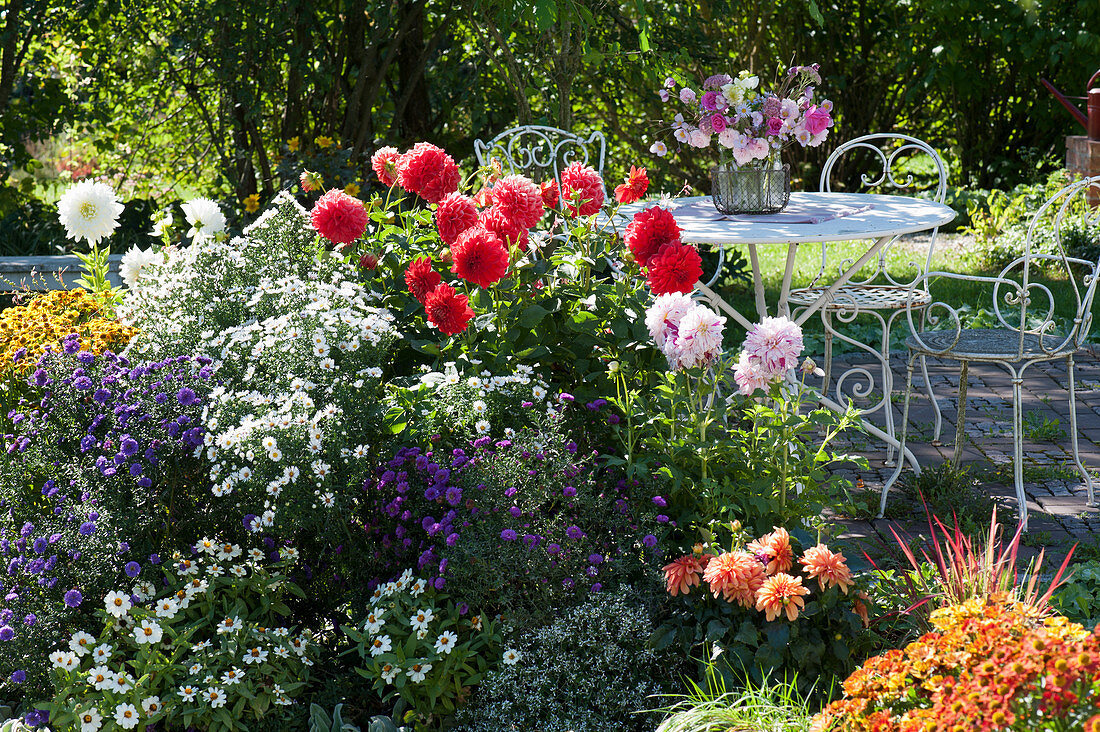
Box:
[612,191,957,478]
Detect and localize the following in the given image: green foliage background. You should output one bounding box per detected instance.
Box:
[0,0,1097,246]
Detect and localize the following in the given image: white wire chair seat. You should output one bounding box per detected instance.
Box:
[882,175,1100,531]
[789,134,950,465]
[787,283,932,311]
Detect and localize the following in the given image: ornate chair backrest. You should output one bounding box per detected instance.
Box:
[815,133,949,288]
[995,175,1100,358]
[473,125,609,200]
[908,175,1100,361]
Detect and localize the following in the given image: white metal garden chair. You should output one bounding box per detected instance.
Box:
[474,125,609,201]
[788,134,949,465]
[882,175,1100,530]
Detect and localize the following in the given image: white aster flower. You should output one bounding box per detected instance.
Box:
[181,198,226,242]
[57,179,124,245]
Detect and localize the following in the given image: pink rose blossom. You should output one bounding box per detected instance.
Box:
[710,114,727,133]
[701,91,720,111]
[803,105,832,135]
[679,88,697,104]
[688,129,711,148]
[766,117,785,136]
[717,129,740,148]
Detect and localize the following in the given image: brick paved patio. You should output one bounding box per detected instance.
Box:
[825,348,1100,554]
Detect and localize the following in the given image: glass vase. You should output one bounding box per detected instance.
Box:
[711,163,791,215]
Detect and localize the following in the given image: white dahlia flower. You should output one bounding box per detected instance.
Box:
[56,179,124,245]
[181,198,226,242]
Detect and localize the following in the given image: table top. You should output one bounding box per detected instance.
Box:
[611,192,957,245]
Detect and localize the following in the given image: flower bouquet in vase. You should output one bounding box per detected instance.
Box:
[651,65,835,214]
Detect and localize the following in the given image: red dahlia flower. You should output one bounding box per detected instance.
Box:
[405,256,442,303]
[451,226,510,288]
[540,180,559,209]
[559,162,605,217]
[624,206,682,268]
[371,147,400,187]
[647,241,702,295]
[436,192,479,247]
[310,189,369,245]
[397,142,460,203]
[491,175,544,229]
[423,283,475,335]
[614,165,649,204]
[480,207,529,252]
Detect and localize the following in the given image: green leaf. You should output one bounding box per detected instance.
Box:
[518,303,550,329]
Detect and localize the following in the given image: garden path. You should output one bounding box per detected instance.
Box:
[827,348,1100,559]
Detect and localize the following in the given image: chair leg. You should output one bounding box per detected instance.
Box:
[1010,376,1028,532]
[882,315,896,467]
[821,309,834,399]
[952,361,969,470]
[922,355,944,446]
[879,354,918,518]
[1067,356,1097,507]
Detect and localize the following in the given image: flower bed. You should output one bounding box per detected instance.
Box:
[0,134,1085,732]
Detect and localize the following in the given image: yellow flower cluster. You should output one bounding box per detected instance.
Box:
[0,289,138,383]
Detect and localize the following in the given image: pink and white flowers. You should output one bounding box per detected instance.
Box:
[652,65,834,166]
[645,293,726,371]
[733,316,805,395]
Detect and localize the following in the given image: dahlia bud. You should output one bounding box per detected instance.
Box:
[489,157,503,182]
[438,247,452,264]
[299,170,324,193]
[607,360,620,373]
[359,252,379,270]
[801,357,824,377]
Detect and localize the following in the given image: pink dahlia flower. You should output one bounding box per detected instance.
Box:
[310,189,369,245]
[436,192,479,247]
[371,147,400,187]
[672,304,725,370]
[733,351,773,396]
[397,142,460,203]
[559,162,605,217]
[491,175,544,229]
[743,316,804,376]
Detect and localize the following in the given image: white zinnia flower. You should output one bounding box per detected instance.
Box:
[69,630,96,656]
[369,635,392,657]
[407,662,432,683]
[434,631,458,655]
[204,687,227,708]
[140,696,162,715]
[56,180,124,244]
[114,702,140,730]
[502,648,522,665]
[134,619,163,645]
[181,198,226,242]
[244,646,268,664]
[104,591,132,618]
[409,608,434,632]
[119,246,159,289]
[77,706,103,732]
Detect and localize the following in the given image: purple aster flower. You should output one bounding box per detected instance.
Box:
[32,538,47,554]
[656,514,669,523]
[92,388,112,404]
[119,436,139,457]
[607,414,621,425]
[588,553,604,564]
[500,529,518,542]
[562,577,575,589]
[32,369,49,386]
[176,387,199,406]
[423,487,441,501]
[23,614,35,626]
[19,523,33,537]
[652,495,667,508]
[591,582,603,592]
[558,392,574,403]
[10,670,24,683]
[547,543,562,555]
[0,626,14,641]
[124,561,140,578]
[433,577,445,589]
[562,486,577,498]
[643,534,658,548]
[72,375,93,390]
[445,487,462,506]
[566,525,583,540]
[509,506,522,518]
[149,553,161,565]
[129,463,143,477]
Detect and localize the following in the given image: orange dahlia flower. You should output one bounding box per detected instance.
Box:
[662,555,708,596]
[800,543,854,594]
[703,551,766,608]
[747,527,795,575]
[756,572,811,621]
